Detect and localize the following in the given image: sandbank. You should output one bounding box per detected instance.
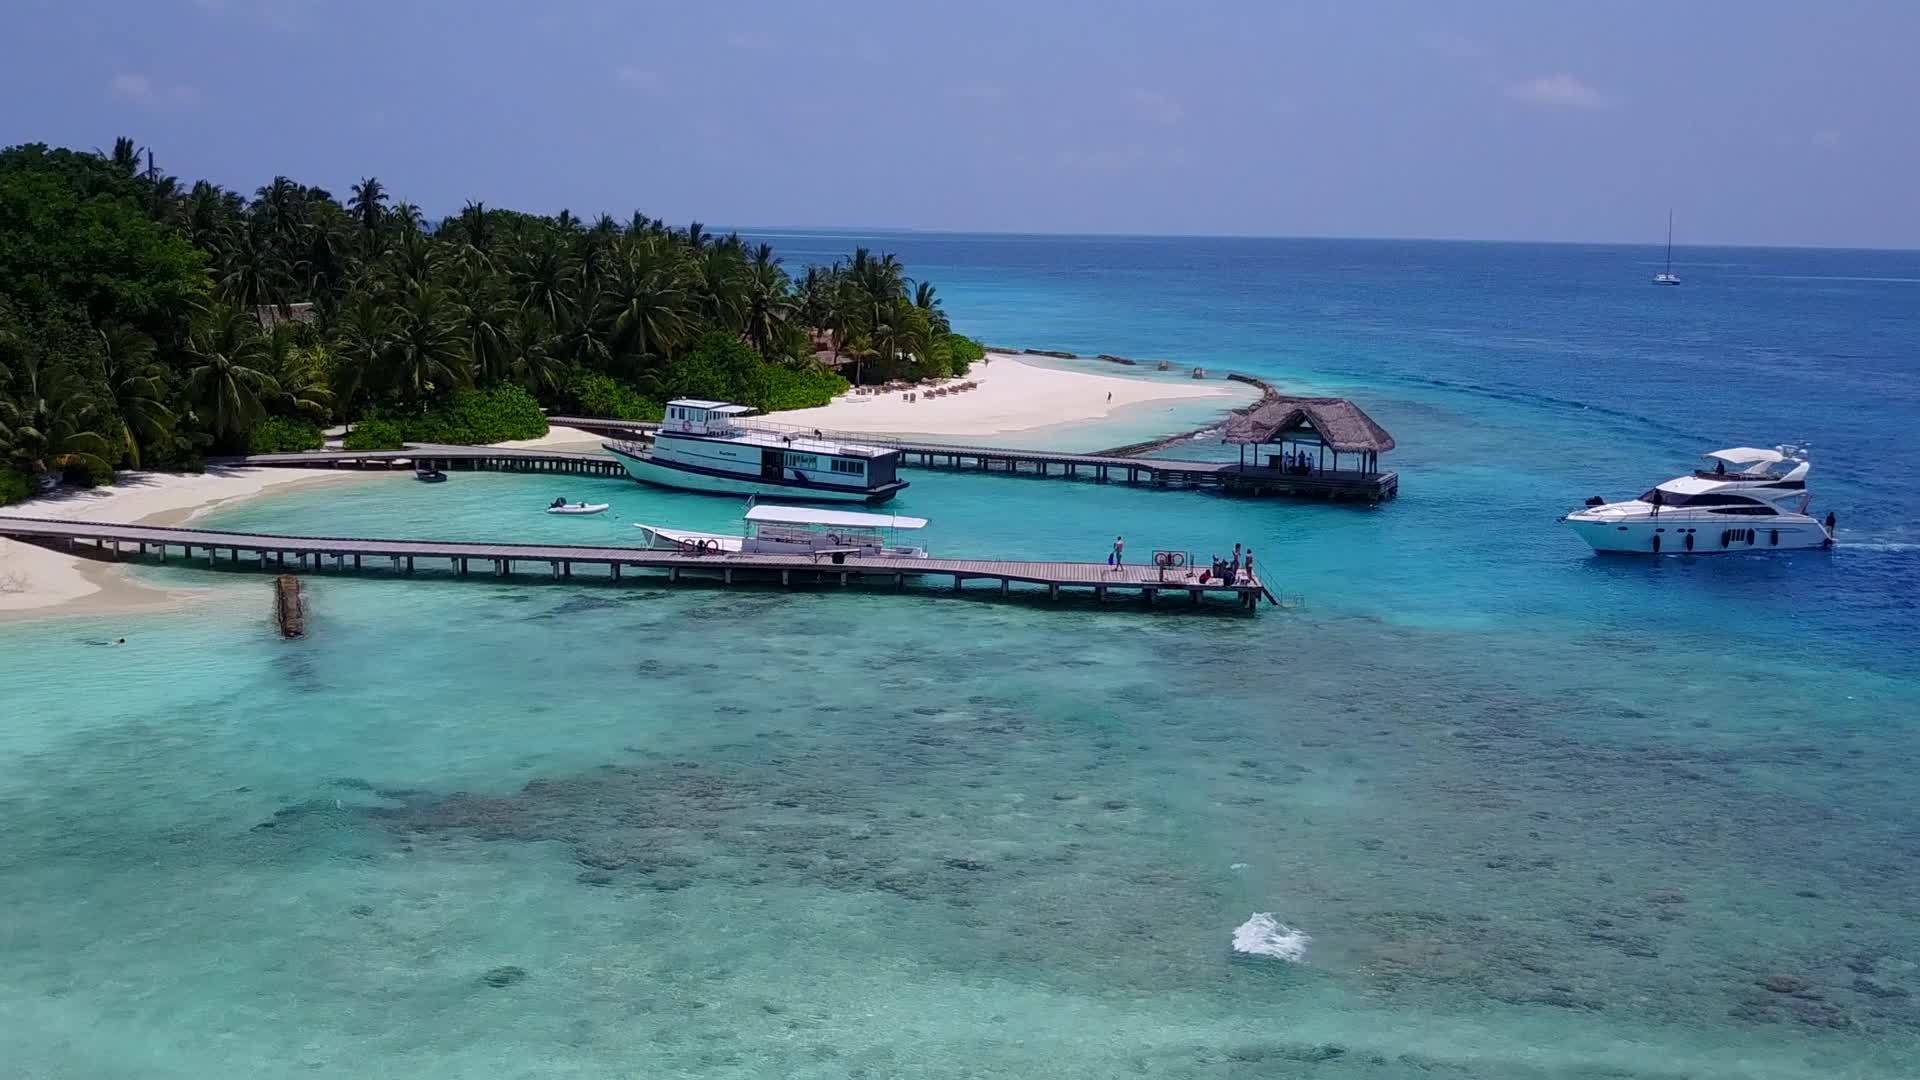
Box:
[768,354,1252,437]
[0,468,365,620]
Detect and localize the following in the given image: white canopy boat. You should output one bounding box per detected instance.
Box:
[546,501,610,516]
[636,503,930,558]
[1563,445,1835,554]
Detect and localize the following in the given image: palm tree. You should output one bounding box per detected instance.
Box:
[259,325,333,422]
[603,242,690,377]
[743,243,793,357]
[505,310,569,397]
[913,281,950,335]
[389,201,424,235]
[388,283,468,401]
[691,244,747,331]
[348,177,387,235]
[96,324,173,467]
[332,294,394,416]
[453,279,514,385]
[0,354,114,479]
[185,306,280,441]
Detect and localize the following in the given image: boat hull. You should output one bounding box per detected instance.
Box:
[1564,514,1830,554]
[607,445,905,504]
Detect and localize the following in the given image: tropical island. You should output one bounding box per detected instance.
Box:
[0,136,986,505]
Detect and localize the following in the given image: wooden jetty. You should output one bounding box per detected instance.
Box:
[0,517,1270,612]
[546,414,1399,503]
[228,444,624,478]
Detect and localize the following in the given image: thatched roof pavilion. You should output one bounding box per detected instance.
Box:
[1223,396,1395,477]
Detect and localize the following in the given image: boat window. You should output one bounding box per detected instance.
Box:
[1640,490,1770,509]
[1711,505,1777,516]
[830,458,865,475]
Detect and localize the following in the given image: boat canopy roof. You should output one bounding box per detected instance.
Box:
[1704,447,1785,466]
[667,399,757,415]
[744,505,928,530]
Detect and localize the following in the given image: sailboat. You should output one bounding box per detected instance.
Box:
[1653,210,1681,285]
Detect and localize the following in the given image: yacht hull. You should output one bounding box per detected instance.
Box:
[607,445,904,504]
[1564,514,1830,554]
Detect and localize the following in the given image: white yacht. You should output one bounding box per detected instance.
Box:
[605,400,908,504]
[636,503,930,559]
[1564,446,1835,554]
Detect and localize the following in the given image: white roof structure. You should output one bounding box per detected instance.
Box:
[667,400,757,415]
[744,505,928,530]
[1704,447,1786,466]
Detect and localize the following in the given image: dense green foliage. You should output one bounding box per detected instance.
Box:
[569,372,663,422]
[0,466,30,506]
[371,386,547,445]
[248,416,324,453]
[341,419,404,451]
[0,137,968,491]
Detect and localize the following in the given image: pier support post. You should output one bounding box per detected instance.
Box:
[550,561,560,579]
[781,569,790,586]
[353,554,361,570]
[1049,583,1059,601]
[1143,588,1156,606]
[895,573,904,590]
[405,556,414,575]
[999,578,1009,596]
[457,558,467,577]
[1190,589,1202,605]
[670,567,680,583]
[1095,585,1106,602]
[724,568,733,585]
[139,542,147,558]
[839,572,848,587]
[953,574,964,592]
[611,563,621,581]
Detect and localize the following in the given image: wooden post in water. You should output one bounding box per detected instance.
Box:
[274,575,305,638]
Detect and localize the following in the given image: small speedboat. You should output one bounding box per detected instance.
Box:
[546,501,609,516]
[414,467,447,483]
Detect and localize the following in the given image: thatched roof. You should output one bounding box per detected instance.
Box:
[1222,396,1395,454]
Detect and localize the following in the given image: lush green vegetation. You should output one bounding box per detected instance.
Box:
[341,420,404,452]
[0,137,975,491]
[248,417,324,453]
[0,467,30,506]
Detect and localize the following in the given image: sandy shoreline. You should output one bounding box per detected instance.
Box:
[0,353,1247,621]
[770,354,1251,437]
[0,468,367,620]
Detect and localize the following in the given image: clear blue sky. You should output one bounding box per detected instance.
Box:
[6,1,1916,248]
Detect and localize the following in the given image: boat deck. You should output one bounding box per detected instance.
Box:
[0,517,1270,612]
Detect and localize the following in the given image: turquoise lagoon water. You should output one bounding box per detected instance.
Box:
[2,237,1918,1078]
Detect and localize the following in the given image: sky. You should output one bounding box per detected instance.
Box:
[4,0,1917,248]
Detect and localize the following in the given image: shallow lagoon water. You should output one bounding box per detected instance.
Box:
[2,237,1918,1077]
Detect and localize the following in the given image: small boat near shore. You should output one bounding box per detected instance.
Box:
[546,500,609,516]
[636,503,929,559]
[1563,445,1834,554]
[414,465,447,483]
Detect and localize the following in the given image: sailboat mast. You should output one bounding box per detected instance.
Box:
[1665,209,1673,274]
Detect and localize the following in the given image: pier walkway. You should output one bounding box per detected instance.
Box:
[548,416,1398,502]
[0,517,1270,612]
[224,444,625,478]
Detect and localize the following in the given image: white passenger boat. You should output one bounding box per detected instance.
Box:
[1563,446,1835,554]
[636,503,930,558]
[605,399,908,504]
[546,501,609,516]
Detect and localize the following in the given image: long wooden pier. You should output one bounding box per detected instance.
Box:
[227,444,625,477]
[547,416,1398,502]
[0,517,1269,612]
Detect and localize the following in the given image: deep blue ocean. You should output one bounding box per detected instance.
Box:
[1,235,1916,1078]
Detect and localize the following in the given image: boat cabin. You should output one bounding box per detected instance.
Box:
[743,504,929,558]
[664,399,758,436]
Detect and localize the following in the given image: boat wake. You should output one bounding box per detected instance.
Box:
[1231,913,1311,962]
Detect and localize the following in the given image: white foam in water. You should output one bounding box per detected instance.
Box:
[1231,913,1311,962]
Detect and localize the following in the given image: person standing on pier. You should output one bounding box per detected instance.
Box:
[1229,544,1242,582]
[1243,550,1255,585]
[1110,535,1125,570]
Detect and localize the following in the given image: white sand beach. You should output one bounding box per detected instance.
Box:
[0,468,365,618]
[770,353,1249,437]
